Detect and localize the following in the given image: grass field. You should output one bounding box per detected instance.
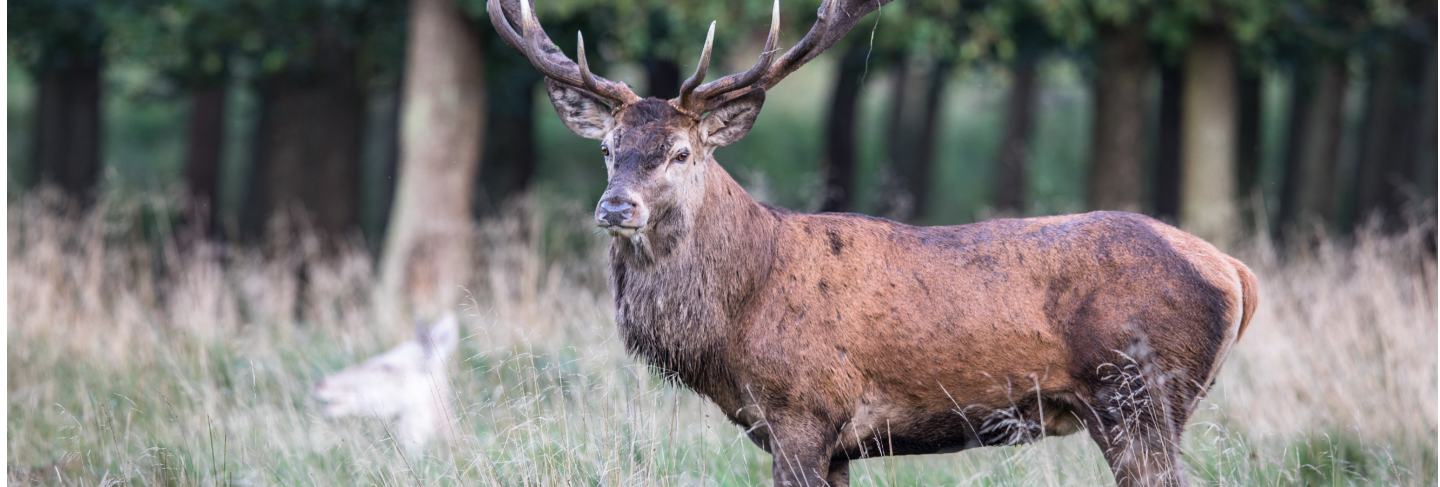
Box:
[8,193,1437,485]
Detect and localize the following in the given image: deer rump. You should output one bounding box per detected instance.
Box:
[485,0,1259,483]
[613,210,1253,461]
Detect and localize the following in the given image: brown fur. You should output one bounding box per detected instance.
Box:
[1230,257,1260,341]
[491,3,1259,481]
[535,78,1259,487]
[594,100,1257,487]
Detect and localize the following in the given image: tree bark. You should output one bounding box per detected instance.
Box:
[884,53,913,170]
[250,39,366,240]
[1354,37,1430,229]
[1279,57,1347,233]
[821,42,869,212]
[993,57,1038,214]
[907,58,953,220]
[363,82,403,249]
[1087,23,1149,211]
[643,9,681,98]
[379,0,485,317]
[34,49,103,199]
[878,53,915,218]
[1179,30,1239,242]
[1419,46,1438,221]
[1152,61,1183,221]
[880,55,951,221]
[184,83,227,236]
[644,58,681,99]
[1275,63,1314,237]
[478,57,540,215]
[1234,67,1263,225]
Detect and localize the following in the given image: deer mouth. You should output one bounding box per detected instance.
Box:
[599,222,644,237]
[312,386,343,416]
[313,381,364,417]
[314,394,344,417]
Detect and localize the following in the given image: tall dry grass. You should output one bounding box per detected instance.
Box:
[8,190,1437,485]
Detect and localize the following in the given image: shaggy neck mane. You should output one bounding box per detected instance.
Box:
[609,161,780,392]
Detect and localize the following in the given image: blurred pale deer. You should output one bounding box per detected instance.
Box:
[314,313,459,453]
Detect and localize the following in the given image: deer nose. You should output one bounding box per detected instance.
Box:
[596,197,637,227]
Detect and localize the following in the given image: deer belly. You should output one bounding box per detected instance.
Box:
[839,391,1082,458]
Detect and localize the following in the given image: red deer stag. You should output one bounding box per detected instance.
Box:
[488,1,1259,485]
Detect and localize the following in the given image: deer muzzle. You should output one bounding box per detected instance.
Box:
[595,192,648,236]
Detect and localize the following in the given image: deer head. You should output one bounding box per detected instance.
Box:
[488,0,870,242]
[313,313,460,452]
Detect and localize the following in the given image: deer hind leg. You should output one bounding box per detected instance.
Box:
[1081,357,1191,487]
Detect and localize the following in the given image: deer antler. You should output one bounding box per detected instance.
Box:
[487,0,640,107]
[675,0,894,114]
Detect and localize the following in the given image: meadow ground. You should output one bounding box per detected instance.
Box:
[8,193,1437,485]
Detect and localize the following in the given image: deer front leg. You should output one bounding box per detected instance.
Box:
[826,458,850,487]
[765,416,835,487]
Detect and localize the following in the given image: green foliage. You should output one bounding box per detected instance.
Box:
[10,0,110,69]
[132,0,403,85]
[951,0,1062,64]
[461,0,785,73]
[1024,0,1281,58]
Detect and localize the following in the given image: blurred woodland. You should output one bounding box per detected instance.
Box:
[8,2,1439,483]
[9,0,1438,262]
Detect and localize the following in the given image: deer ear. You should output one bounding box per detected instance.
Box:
[418,313,459,362]
[545,78,614,139]
[700,91,765,147]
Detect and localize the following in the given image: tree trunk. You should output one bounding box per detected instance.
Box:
[1087,23,1149,211]
[1354,37,1430,229]
[1179,30,1239,242]
[884,53,913,168]
[644,58,681,99]
[184,83,227,236]
[821,42,869,212]
[33,49,103,199]
[1279,57,1347,233]
[1419,46,1437,219]
[379,0,485,317]
[362,82,403,249]
[1152,61,1183,221]
[643,10,681,98]
[993,57,1038,214]
[1234,67,1263,225]
[478,59,540,215]
[907,58,953,220]
[1275,63,1314,237]
[250,41,366,240]
[878,53,915,218]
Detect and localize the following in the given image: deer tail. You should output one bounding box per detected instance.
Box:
[1228,256,1259,342]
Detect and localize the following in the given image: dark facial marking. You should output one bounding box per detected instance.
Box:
[610,99,693,173]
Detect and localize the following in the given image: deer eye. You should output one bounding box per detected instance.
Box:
[673,149,690,163]
[600,144,610,157]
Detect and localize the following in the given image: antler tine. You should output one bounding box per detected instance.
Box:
[758,0,887,90]
[487,0,638,106]
[685,0,892,110]
[576,31,599,92]
[676,21,716,111]
[732,0,784,88]
[486,0,526,51]
[517,0,574,83]
[492,0,884,111]
[680,0,781,113]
